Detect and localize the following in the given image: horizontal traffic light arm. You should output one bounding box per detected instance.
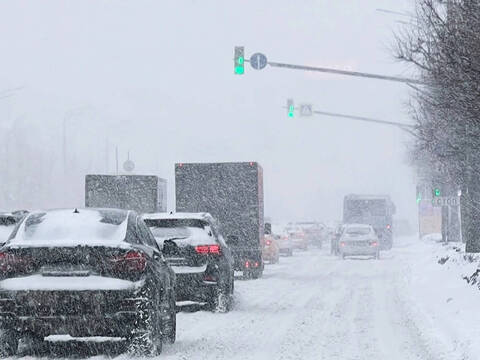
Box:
[267,61,424,85]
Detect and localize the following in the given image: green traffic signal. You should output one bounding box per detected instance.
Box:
[434,188,441,197]
[288,105,294,118]
[234,46,245,75]
[287,99,294,118]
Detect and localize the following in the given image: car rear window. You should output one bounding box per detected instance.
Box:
[10,209,129,247]
[144,218,217,246]
[345,227,371,235]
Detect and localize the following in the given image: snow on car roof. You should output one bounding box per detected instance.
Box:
[142,212,213,221]
[7,208,130,248]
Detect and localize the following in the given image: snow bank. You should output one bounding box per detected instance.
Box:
[394,238,480,359]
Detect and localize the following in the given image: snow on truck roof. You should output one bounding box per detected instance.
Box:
[6,208,130,248]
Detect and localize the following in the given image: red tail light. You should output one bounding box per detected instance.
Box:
[386,224,391,230]
[195,245,221,255]
[371,241,378,247]
[245,261,250,268]
[0,252,32,273]
[254,262,259,267]
[112,251,147,272]
[266,240,272,246]
[340,242,346,247]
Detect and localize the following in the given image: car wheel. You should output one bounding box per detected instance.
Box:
[127,288,162,356]
[162,295,176,344]
[24,332,48,355]
[210,282,232,313]
[163,309,176,344]
[0,329,19,357]
[251,268,263,279]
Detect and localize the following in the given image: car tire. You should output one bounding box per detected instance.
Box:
[210,282,232,313]
[24,332,48,355]
[162,299,176,344]
[126,288,162,356]
[251,268,263,279]
[0,329,19,357]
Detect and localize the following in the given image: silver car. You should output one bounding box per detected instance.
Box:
[339,224,380,259]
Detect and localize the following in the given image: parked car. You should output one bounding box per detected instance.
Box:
[271,224,293,256]
[338,223,380,259]
[295,221,327,248]
[285,225,308,250]
[262,234,280,264]
[143,212,234,312]
[0,208,176,357]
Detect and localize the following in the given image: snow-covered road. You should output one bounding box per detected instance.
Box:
[18,236,480,359]
[158,237,427,360]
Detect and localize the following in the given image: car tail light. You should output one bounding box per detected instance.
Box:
[370,241,378,247]
[386,224,391,230]
[0,252,32,273]
[266,240,272,246]
[203,274,216,282]
[254,262,259,267]
[340,242,346,247]
[195,245,221,255]
[112,251,147,272]
[245,261,250,268]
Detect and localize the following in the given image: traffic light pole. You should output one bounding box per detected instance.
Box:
[267,61,424,85]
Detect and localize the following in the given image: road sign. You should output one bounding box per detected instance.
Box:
[123,160,135,172]
[250,53,267,70]
[432,197,459,207]
[299,103,313,117]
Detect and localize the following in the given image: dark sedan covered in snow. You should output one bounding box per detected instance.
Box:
[0,208,176,356]
[143,212,234,312]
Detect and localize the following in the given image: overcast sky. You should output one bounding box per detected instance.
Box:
[0,0,417,224]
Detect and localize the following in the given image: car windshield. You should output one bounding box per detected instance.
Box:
[345,227,371,236]
[10,209,128,246]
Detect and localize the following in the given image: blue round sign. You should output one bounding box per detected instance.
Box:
[250,53,268,70]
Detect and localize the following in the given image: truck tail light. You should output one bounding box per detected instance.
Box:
[195,245,221,255]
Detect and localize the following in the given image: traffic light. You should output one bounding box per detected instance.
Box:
[234,46,245,75]
[287,99,294,118]
[433,187,441,197]
[416,190,422,204]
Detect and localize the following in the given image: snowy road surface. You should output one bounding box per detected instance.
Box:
[17,236,480,359]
